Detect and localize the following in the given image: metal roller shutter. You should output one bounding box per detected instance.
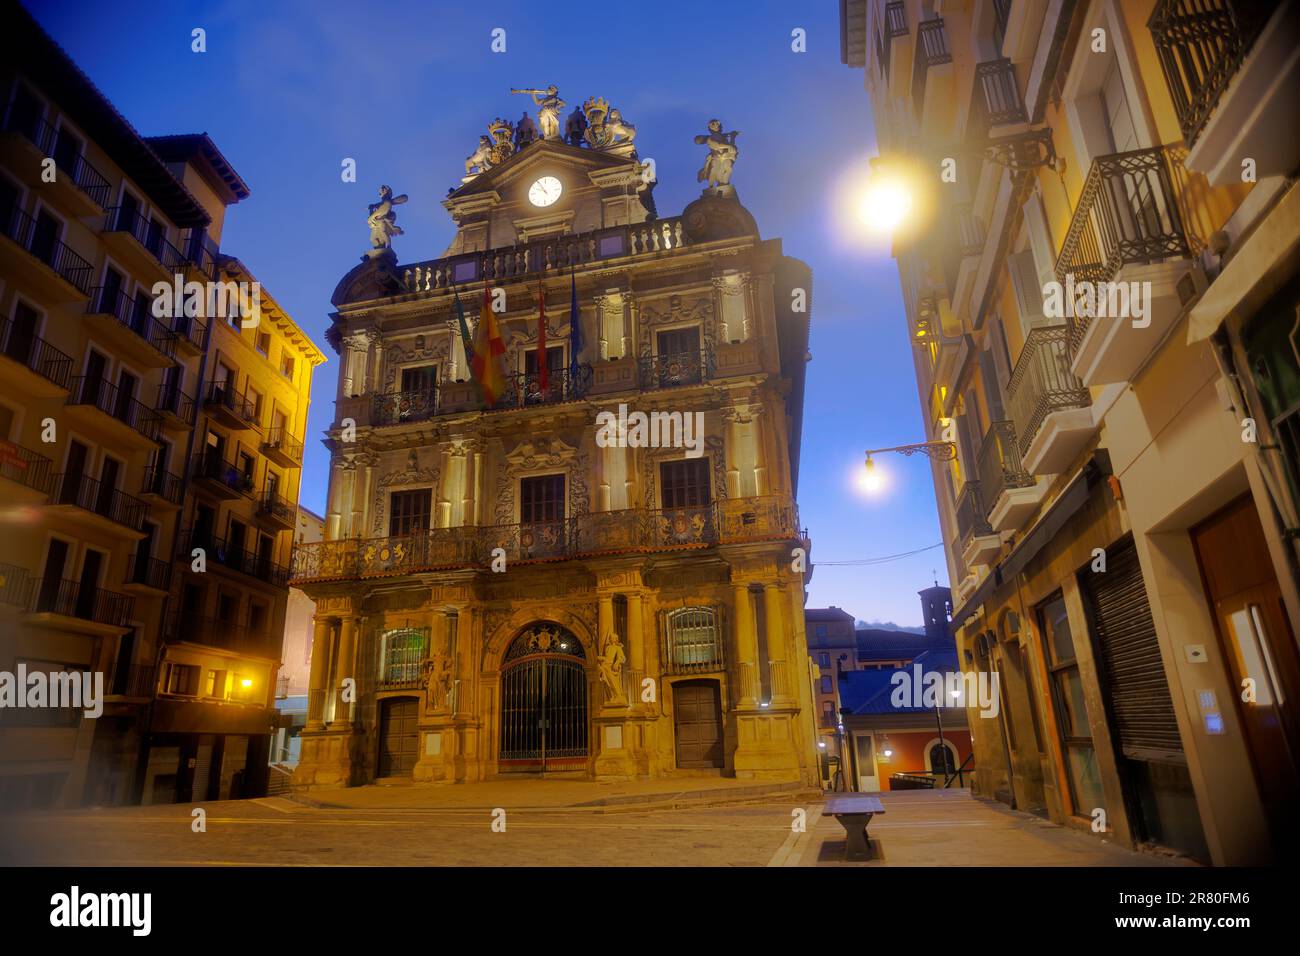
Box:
[1083,538,1184,762]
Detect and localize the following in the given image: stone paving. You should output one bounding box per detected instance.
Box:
[0,780,1194,867]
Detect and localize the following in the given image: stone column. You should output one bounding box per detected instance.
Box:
[733,583,758,707]
[306,617,332,730]
[329,616,357,729]
[763,583,791,704]
[626,591,645,674]
[453,608,473,718]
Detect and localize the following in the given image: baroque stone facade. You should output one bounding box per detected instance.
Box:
[292,111,816,788]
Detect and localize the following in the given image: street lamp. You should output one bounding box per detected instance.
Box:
[861,440,957,496]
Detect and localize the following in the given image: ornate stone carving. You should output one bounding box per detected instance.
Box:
[382,331,451,392]
[372,449,442,534]
[493,437,582,525]
[366,185,408,256]
[636,294,716,359]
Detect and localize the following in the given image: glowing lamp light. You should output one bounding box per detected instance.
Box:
[857,177,914,235]
[859,455,883,494]
[818,741,827,749]
[240,678,253,688]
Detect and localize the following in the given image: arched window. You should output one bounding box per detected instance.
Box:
[927,739,959,776]
[665,607,721,672]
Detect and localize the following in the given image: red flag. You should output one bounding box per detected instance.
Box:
[537,275,548,393]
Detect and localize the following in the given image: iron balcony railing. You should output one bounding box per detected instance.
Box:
[0,562,35,608]
[971,58,1028,133]
[68,376,162,442]
[976,419,1036,512]
[912,18,953,115]
[498,364,593,409]
[1055,144,1194,351]
[399,218,690,295]
[291,495,801,584]
[993,0,1012,53]
[166,613,279,655]
[276,674,291,699]
[87,285,176,359]
[1148,0,1272,148]
[31,576,134,628]
[263,426,304,464]
[53,472,148,531]
[1,205,93,293]
[155,382,196,426]
[372,385,439,425]
[0,313,74,388]
[956,479,993,543]
[638,349,714,389]
[0,439,53,494]
[181,229,219,280]
[141,464,184,505]
[1006,326,1092,459]
[128,553,172,592]
[182,529,291,587]
[882,1,908,75]
[108,661,156,698]
[102,205,186,271]
[203,380,258,425]
[190,451,255,495]
[258,490,296,525]
[169,314,208,352]
[2,113,112,206]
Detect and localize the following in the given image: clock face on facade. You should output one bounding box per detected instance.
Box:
[528,176,562,207]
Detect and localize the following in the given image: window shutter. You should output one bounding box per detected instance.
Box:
[1009,249,1046,328]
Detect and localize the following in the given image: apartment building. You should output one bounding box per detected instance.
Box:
[0,3,324,808]
[841,0,1300,864]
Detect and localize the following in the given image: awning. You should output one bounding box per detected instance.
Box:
[951,451,1112,627]
[1187,179,1300,342]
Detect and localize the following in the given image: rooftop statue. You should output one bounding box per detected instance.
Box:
[694,119,741,191]
[607,108,636,146]
[583,97,637,151]
[511,85,565,140]
[366,184,408,256]
[487,117,516,165]
[564,105,588,147]
[514,111,538,150]
[465,134,494,176]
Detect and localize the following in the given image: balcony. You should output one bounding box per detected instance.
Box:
[190,451,254,499]
[912,18,954,128]
[262,427,304,468]
[106,661,156,701]
[0,439,53,500]
[956,479,1001,569]
[85,286,177,368]
[397,218,691,297]
[66,376,162,448]
[0,562,35,609]
[125,553,172,596]
[1150,0,1289,184]
[0,114,111,213]
[1007,326,1095,476]
[1055,145,1198,386]
[28,576,134,631]
[202,380,259,430]
[101,205,186,280]
[49,472,148,535]
[155,383,196,429]
[140,465,184,508]
[168,314,208,356]
[166,614,281,658]
[977,419,1047,533]
[881,1,913,89]
[256,490,296,531]
[0,205,92,298]
[497,364,593,410]
[638,350,714,390]
[180,229,219,282]
[291,495,801,584]
[183,530,291,588]
[0,314,74,397]
[970,58,1028,137]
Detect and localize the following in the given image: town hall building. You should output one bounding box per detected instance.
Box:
[289,92,819,786]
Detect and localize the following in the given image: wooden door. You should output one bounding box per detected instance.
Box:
[377,697,419,777]
[673,679,724,768]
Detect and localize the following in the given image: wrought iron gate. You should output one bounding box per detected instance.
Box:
[499,623,588,772]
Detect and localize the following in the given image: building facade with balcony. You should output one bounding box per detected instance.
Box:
[291,100,818,787]
[0,4,325,809]
[841,0,1300,864]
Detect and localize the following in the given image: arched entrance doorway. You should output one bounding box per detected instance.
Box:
[499,622,588,773]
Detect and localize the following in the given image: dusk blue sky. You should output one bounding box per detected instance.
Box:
[28,0,947,626]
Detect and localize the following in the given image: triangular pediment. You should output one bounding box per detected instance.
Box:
[448,139,636,200]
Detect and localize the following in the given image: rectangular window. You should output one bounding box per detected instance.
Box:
[664,607,722,670]
[519,474,565,524]
[820,675,833,694]
[205,669,227,698]
[821,702,834,726]
[388,489,431,536]
[163,662,199,696]
[659,458,711,508]
[1038,593,1105,816]
[256,331,270,356]
[400,364,437,393]
[280,354,295,381]
[818,652,830,668]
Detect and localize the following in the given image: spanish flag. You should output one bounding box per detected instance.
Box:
[471,281,507,406]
